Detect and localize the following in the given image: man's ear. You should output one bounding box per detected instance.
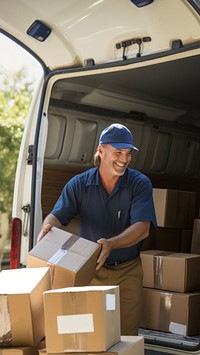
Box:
[98,145,104,157]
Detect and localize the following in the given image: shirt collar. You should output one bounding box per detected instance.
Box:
[85,168,100,186]
[86,167,130,187]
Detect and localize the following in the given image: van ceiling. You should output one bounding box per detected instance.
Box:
[1,0,200,70]
[51,52,200,129]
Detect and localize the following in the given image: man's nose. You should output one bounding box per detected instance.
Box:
[121,154,128,162]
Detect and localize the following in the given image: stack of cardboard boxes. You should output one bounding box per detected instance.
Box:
[2,187,199,352]
[0,227,144,355]
[0,267,51,355]
[139,188,200,336]
[142,188,196,253]
[140,250,200,336]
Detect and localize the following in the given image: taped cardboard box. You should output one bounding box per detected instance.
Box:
[141,250,200,292]
[27,227,101,289]
[38,336,144,355]
[43,285,121,353]
[140,288,200,336]
[0,348,37,355]
[0,267,51,347]
[153,188,196,228]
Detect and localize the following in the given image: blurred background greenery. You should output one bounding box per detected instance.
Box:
[0,69,34,269]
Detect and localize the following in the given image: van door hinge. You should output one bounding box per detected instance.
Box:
[27,144,34,165]
[21,204,31,236]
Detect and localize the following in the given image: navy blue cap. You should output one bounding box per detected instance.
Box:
[99,123,139,151]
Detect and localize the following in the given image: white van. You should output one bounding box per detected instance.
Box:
[1,0,200,353]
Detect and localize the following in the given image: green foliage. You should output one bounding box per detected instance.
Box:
[0,68,34,213]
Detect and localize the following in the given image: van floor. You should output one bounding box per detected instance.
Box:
[139,328,200,354]
[145,346,200,354]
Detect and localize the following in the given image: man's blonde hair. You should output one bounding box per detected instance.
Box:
[93,149,100,166]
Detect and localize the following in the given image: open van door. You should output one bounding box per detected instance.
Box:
[1,0,200,352]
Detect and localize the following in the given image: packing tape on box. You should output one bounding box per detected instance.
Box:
[158,292,172,332]
[153,251,173,288]
[56,291,91,351]
[153,255,164,288]
[57,313,91,350]
[48,235,79,264]
[0,295,12,346]
[54,291,117,351]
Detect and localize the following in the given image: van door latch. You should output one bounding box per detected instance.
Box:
[27,144,34,165]
[116,36,151,59]
[21,204,31,236]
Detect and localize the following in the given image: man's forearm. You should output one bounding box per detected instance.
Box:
[109,221,150,249]
[42,213,62,229]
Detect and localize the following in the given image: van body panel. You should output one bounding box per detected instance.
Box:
[1,0,200,352]
[0,0,200,70]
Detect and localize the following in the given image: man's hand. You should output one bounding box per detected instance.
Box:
[95,221,150,270]
[96,238,112,270]
[37,223,52,243]
[37,214,62,243]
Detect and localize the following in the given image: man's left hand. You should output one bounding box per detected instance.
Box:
[96,238,112,270]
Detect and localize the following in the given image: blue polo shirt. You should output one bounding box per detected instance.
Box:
[51,167,157,264]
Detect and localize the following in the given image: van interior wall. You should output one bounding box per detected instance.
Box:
[42,105,200,236]
[41,166,81,235]
[41,165,200,237]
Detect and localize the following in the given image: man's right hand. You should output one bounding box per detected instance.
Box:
[37,214,62,243]
[37,223,52,243]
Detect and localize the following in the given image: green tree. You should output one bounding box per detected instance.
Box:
[0,68,34,215]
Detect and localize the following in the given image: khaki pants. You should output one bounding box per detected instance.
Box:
[90,256,143,335]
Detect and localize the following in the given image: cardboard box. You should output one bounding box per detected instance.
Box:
[38,336,144,355]
[0,348,37,355]
[153,188,196,228]
[141,250,200,292]
[142,228,193,253]
[140,288,200,336]
[191,219,200,254]
[144,228,181,252]
[180,229,193,252]
[0,341,45,354]
[43,286,121,353]
[27,227,101,289]
[0,267,51,347]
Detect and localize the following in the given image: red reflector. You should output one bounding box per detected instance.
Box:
[10,218,22,269]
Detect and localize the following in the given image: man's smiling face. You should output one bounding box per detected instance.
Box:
[100,144,132,176]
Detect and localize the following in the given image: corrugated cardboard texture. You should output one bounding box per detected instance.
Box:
[142,228,193,253]
[141,250,200,292]
[140,288,200,336]
[38,336,144,355]
[43,286,121,353]
[0,348,38,355]
[27,227,100,289]
[0,267,51,347]
[153,189,196,228]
